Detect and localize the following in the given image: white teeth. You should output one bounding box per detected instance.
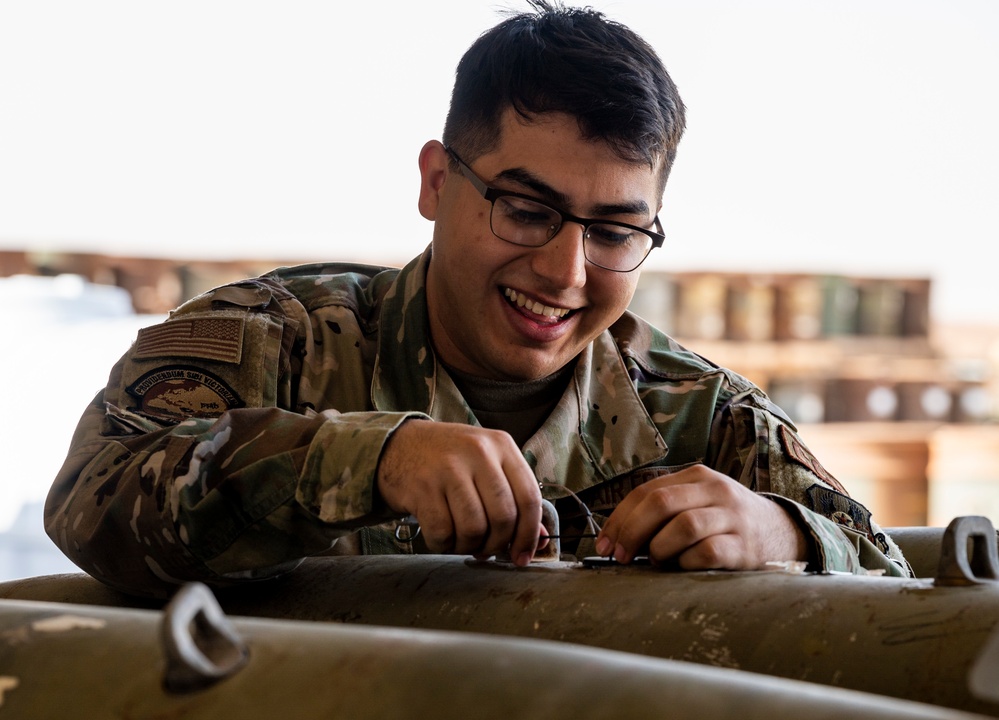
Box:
[504,288,570,318]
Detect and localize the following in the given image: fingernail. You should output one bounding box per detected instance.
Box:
[517,552,533,567]
[614,544,628,563]
[595,537,611,556]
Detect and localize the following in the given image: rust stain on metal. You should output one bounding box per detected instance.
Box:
[515,589,537,609]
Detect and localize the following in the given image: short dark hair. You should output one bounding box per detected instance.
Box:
[442,1,686,191]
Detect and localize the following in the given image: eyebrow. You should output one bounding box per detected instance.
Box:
[494,167,651,219]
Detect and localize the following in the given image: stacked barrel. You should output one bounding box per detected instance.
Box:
[630,272,992,425]
[628,271,998,527]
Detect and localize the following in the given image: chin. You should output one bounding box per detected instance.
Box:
[502,356,570,382]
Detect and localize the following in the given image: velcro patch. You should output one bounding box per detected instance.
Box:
[779,424,849,495]
[127,365,244,420]
[807,483,873,540]
[134,317,244,364]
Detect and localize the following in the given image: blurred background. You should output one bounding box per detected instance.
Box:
[1,0,997,581]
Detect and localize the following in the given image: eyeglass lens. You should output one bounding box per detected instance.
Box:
[491,196,654,272]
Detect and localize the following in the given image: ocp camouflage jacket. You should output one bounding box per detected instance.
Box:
[45,248,909,597]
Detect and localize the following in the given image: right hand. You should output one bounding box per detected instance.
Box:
[376,419,542,566]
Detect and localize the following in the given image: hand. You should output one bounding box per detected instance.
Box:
[376,419,542,566]
[595,465,807,570]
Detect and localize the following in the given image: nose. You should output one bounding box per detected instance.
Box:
[530,222,588,289]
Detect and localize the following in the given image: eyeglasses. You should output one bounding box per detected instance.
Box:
[445,147,665,273]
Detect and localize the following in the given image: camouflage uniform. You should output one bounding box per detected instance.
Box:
[45,248,909,597]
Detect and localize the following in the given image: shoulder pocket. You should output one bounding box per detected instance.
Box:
[108,310,287,423]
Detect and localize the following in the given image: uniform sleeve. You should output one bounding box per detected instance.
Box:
[44,280,423,598]
[710,393,911,578]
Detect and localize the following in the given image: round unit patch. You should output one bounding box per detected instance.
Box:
[127,366,244,420]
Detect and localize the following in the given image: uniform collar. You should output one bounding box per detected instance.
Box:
[373,247,668,489]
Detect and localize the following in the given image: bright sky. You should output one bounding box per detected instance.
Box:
[2,0,998,323]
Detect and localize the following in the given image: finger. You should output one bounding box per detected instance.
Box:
[608,482,710,564]
[597,470,691,554]
[502,455,542,566]
[673,532,746,570]
[447,483,491,555]
[598,466,732,560]
[646,506,733,566]
[537,522,550,550]
[471,473,519,558]
[417,502,458,554]
[417,480,485,555]
[596,485,648,555]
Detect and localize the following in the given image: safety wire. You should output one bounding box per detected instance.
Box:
[539,482,602,540]
[393,483,603,544]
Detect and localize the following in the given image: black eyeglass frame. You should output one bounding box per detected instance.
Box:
[445,147,665,273]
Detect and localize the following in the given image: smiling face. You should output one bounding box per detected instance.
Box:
[418,110,664,382]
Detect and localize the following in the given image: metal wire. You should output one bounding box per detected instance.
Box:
[539,482,603,541]
[393,483,604,544]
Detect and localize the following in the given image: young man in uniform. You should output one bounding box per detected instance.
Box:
[45,1,908,597]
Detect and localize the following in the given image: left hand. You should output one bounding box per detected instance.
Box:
[595,464,807,570]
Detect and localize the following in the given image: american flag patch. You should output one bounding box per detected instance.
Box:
[133,317,244,363]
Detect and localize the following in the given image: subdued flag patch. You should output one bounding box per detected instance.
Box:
[134,317,244,363]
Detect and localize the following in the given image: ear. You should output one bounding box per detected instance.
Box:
[418,140,449,221]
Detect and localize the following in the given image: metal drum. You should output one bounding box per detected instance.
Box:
[2,586,991,719]
[2,517,998,717]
